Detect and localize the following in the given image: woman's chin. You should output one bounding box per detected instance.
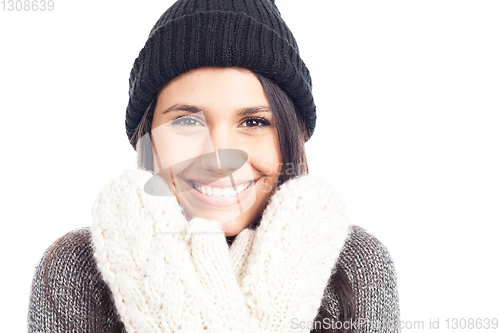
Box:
[220,217,254,237]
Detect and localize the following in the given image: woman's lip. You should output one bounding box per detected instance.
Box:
[189,179,256,188]
[181,178,257,208]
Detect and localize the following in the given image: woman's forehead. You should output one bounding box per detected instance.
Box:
[155,67,270,115]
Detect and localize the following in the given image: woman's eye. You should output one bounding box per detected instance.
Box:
[241,116,271,128]
[171,115,203,127]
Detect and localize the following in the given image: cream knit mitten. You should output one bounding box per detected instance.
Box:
[91,169,349,333]
[91,170,207,332]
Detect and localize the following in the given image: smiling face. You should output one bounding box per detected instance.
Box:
[150,67,281,236]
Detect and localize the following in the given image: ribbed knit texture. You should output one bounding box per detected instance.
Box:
[27,170,401,332]
[27,228,124,333]
[126,0,316,148]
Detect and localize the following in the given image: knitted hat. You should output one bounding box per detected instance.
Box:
[126,0,316,149]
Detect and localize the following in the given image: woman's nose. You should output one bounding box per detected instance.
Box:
[200,128,248,177]
[217,148,248,178]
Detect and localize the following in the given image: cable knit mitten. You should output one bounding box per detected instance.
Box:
[188,174,350,333]
[91,169,211,332]
[92,169,260,332]
[239,174,350,332]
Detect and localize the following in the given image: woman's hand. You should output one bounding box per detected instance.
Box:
[91,169,210,332]
[239,174,350,332]
[92,169,257,332]
[187,173,350,333]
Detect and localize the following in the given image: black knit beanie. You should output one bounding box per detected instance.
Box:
[126,0,316,149]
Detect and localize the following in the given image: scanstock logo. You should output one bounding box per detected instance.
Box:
[138,110,257,224]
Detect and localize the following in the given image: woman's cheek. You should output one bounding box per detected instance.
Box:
[260,178,274,195]
[251,156,281,196]
[246,134,280,172]
[259,158,274,175]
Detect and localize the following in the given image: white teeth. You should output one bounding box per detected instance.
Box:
[192,181,253,196]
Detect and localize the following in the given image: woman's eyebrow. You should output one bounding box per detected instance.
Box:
[237,106,271,116]
[162,105,271,116]
[162,104,202,114]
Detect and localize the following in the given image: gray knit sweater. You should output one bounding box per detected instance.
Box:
[27,225,400,332]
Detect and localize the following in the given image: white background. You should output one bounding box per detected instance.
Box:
[1,0,499,331]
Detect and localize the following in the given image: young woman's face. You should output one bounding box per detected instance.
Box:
[150,67,281,236]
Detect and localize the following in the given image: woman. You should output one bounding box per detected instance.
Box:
[28,0,400,332]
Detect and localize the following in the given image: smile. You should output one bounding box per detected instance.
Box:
[191,181,253,197]
[182,178,258,208]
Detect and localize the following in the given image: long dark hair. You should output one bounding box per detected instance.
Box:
[255,72,356,333]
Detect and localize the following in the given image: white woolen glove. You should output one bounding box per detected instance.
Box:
[188,173,350,333]
[92,169,255,332]
[238,174,350,333]
[91,169,208,332]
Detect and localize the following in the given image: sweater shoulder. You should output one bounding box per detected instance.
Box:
[341,225,401,330]
[340,225,397,272]
[318,225,401,332]
[27,228,125,333]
